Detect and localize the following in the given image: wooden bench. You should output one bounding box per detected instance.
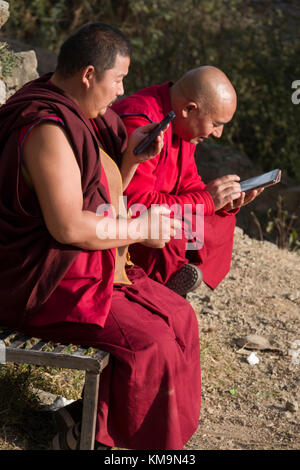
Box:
[0,327,110,450]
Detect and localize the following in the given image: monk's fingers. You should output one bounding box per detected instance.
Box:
[243,188,264,206]
[159,215,181,239]
[139,131,165,161]
[207,174,240,188]
[138,122,168,135]
[206,179,241,199]
[132,123,168,161]
[232,192,246,208]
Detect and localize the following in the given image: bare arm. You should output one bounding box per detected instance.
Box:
[22,122,178,250]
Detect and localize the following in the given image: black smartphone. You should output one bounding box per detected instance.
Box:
[240,169,281,193]
[133,111,176,155]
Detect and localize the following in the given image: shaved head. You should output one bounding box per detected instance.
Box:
[169,66,237,144]
[173,66,237,114]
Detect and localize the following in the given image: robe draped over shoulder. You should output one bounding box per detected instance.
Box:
[0,73,127,328]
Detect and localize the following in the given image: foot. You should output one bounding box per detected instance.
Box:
[53,399,83,432]
[52,422,111,450]
[166,263,202,296]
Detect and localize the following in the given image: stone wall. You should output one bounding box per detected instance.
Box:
[0,0,39,104]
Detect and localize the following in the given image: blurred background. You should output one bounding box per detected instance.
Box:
[1,0,300,248]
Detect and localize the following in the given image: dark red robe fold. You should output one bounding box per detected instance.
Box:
[112,82,237,289]
[0,76,201,450]
[0,73,127,328]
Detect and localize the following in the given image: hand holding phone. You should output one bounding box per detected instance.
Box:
[133,111,176,156]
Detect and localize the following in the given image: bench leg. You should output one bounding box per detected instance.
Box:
[79,371,100,450]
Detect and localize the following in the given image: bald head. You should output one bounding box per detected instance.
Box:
[173,66,237,114]
[169,66,237,144]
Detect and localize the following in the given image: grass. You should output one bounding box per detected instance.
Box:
[0,362,84,450]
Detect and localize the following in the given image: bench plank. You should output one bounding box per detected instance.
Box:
[0,327,110,450]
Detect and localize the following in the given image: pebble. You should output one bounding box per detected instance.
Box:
[285,400,299,413]
[247,352,260,365]
[202,307,219,316]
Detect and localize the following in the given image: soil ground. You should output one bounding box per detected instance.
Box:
[0,226,299,451]
[186,226,300,450]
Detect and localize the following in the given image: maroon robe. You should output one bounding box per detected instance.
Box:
[0,75,201,449]
[112,82,237,289]
[0,73,126,328]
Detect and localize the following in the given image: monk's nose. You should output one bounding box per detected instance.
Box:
[213,125,224,138]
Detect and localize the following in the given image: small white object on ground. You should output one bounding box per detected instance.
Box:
[247,352,260,365]
[46,395,75,411]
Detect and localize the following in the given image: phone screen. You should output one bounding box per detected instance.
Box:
[240,169,281,192]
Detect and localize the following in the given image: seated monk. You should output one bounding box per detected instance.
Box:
[112,67,264,296]
[0,23,201,450]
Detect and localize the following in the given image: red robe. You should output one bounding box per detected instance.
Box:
[112,82,237,289]
[0,73,126,328]
[0,75,201,450]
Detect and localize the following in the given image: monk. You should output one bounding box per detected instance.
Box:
[0,24,201,450]
[112,67,264,295]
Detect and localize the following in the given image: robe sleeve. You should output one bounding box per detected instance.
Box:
[120,114,216,217]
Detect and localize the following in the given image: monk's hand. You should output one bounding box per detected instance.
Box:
[205,175,242,212]
[125,122,168,164]
[121,124,169,191]
[133,205,181,249]
[222,187,265,211]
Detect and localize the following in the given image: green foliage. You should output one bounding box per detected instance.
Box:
[0,42,20,79]
[2,0,300,182]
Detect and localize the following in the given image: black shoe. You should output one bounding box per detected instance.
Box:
[52,422,81,450]
[53,399,83,432]
[166,263,202,296]
[52,421,111,450]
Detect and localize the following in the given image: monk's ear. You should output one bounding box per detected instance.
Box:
[81,66,96,89]
[182,101,198,118]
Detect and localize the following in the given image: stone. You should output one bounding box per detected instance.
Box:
[5,50,39,92]
[234,334,282,352]
[2,37,57,76]
[285,400,299,413]
[0,1,9,29]
[247,352,260,365]
[0,78,6,104]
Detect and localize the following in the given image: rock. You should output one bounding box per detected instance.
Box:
[201,306,219,316]
[234,334,282,352]
[288,340,300,365]
[0,78,6,104]
[5,50,38,93]
[0,1,9,29]
[285,292,300,302]
[2,37,57,75]
[285,400,299,413]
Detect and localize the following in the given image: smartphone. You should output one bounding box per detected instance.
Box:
[133,110,176,155]
[240,169,281,193]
